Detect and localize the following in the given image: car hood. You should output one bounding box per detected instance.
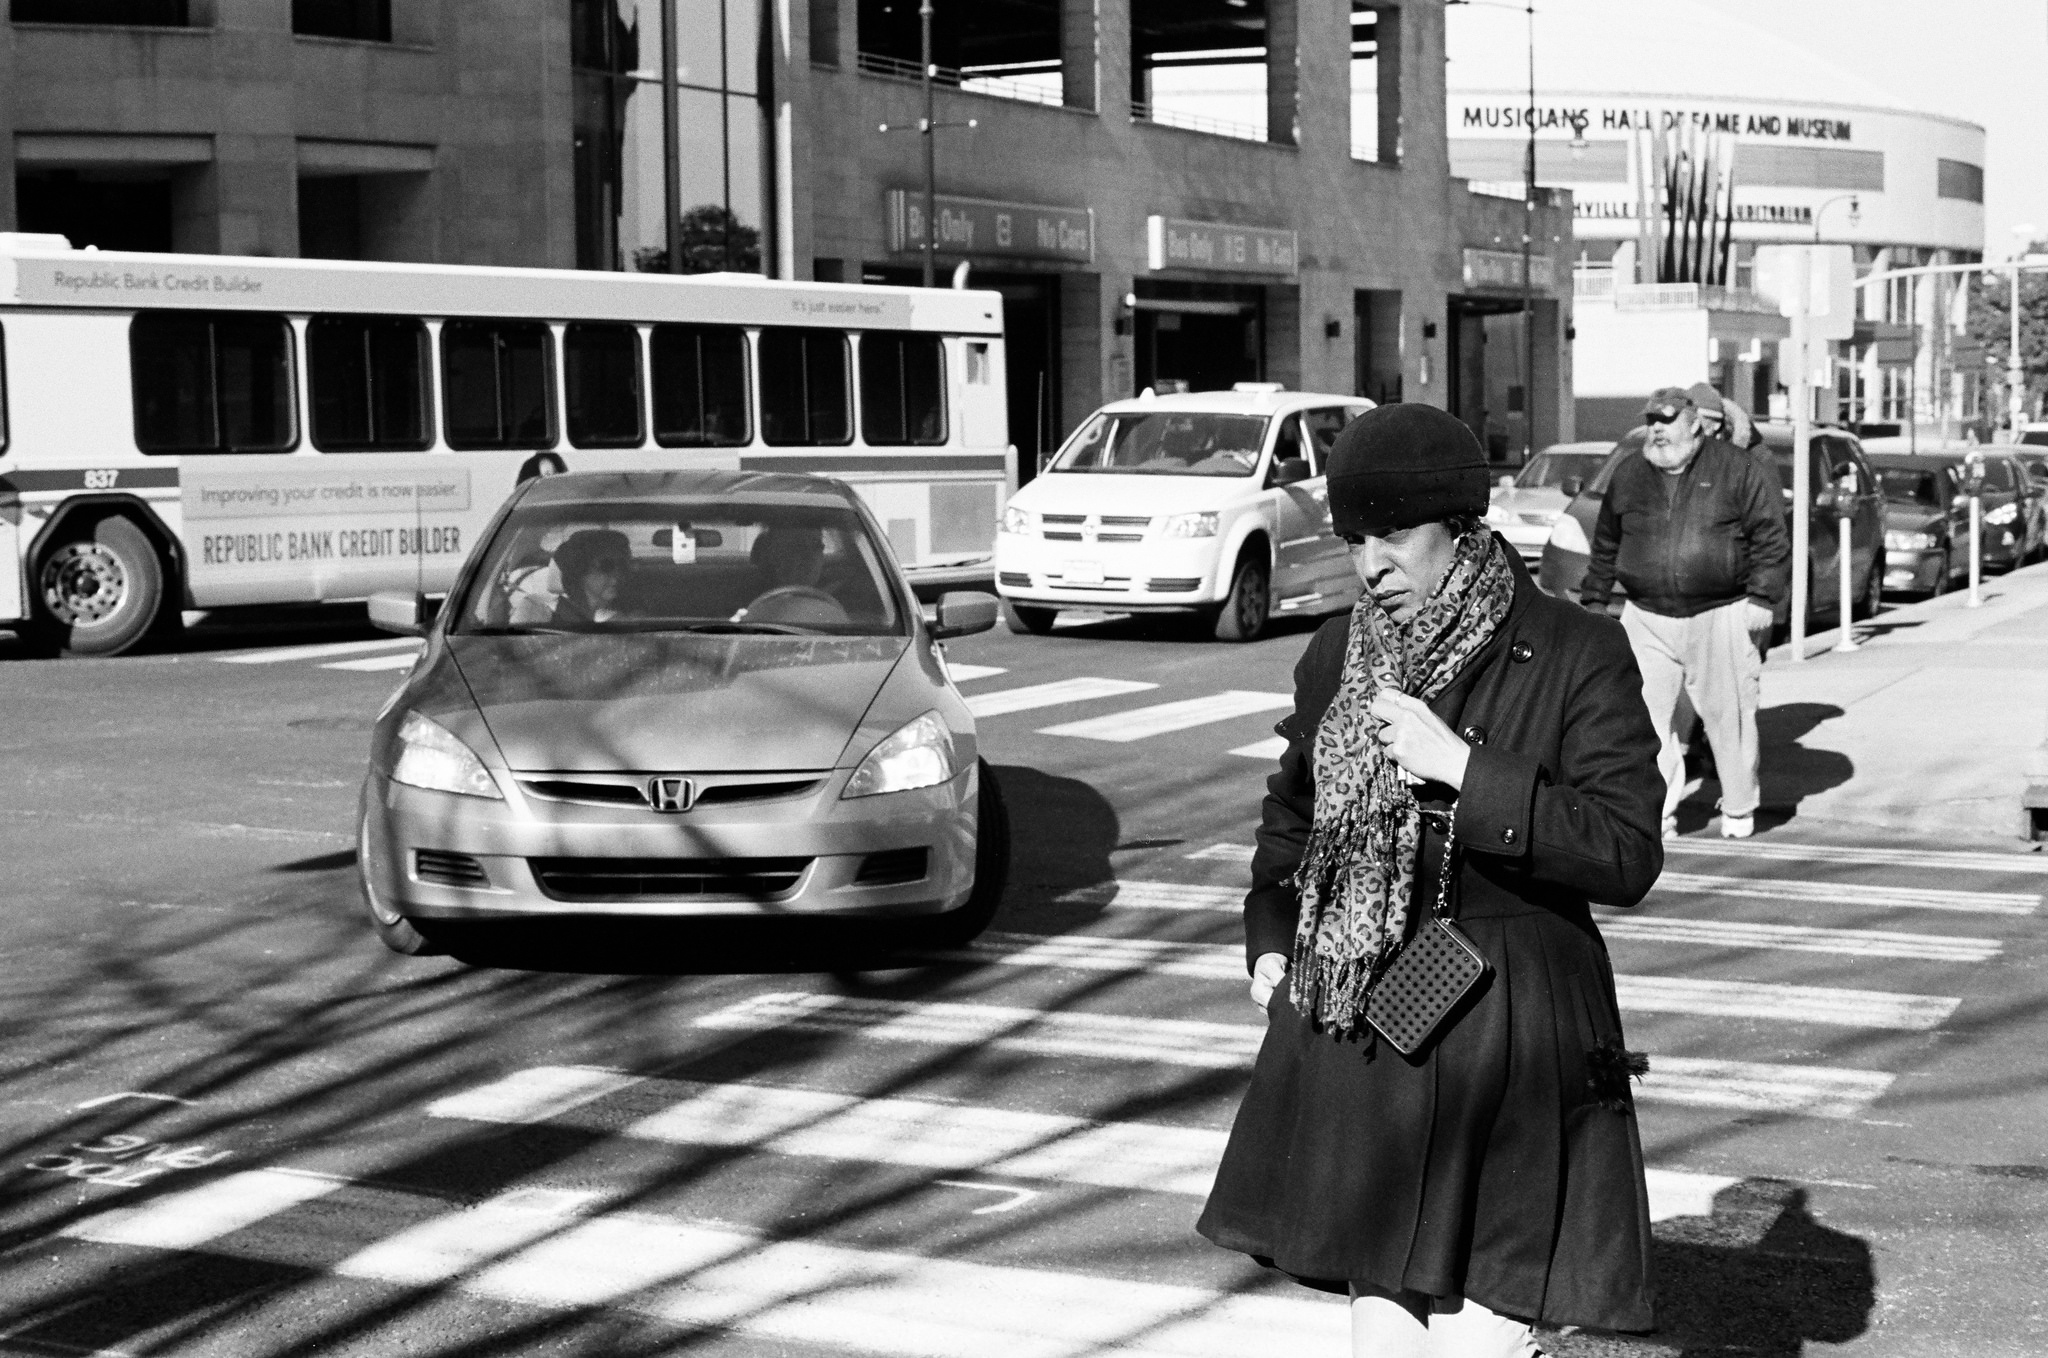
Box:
[448,633,910,771]
[1012,471,1259,515]
[1492,486,1569,518]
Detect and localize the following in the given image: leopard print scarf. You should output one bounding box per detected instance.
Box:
[1290,529,1516,1038]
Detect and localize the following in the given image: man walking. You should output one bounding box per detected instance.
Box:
[1580,387,1791,839]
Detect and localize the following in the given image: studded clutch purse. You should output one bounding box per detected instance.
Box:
[1365,813,1492,1057]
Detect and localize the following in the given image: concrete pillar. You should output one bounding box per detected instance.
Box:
[1290,0,1349,159]
[1096,0,1131,123]
[1265,0,1299,148]
[1266,283,1302,390]
[1061,271,1129,434]
[1061,0,1098,112]
[0,25,15,231]
[1295,270,1353,395]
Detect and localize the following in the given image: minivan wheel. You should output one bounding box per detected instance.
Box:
[915,760,1010,948]
[1212,556,1270,642]
[1854,551,1884,620]
[36,516,166,657]
[1004,601,1057,634]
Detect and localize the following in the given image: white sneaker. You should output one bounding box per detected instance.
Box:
[1663,815,1679,841]
[1720,813,1755,839]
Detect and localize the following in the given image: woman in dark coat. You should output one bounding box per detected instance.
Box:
[1196,404,1666,1357]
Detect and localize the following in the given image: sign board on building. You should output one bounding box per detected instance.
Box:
[1144,216,1298,278]
[1751,244,1855,341]
[885,190,1094,264]
[1462,248,1557,292]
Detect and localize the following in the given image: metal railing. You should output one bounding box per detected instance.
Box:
[1130,101,1265,143]
[856,51,1066,109]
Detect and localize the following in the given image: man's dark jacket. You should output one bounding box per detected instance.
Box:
[1578,435,1791,618]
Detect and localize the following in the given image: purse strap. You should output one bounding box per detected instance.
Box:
[1418,806,1459,923]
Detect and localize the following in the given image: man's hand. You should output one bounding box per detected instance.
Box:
[1367,690,1473,790]
[1744,600,1775,643]
[1250,952,1289,1012]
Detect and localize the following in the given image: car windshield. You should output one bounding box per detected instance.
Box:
[1516,451,1610,489]
[454,497,905,636]
[1878,468,1948,507]
[1049,411,1269,477]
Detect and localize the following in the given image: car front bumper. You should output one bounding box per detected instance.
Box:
[359,763,979,923]
[993,532,1221,610]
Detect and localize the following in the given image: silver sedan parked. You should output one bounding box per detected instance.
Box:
[356,470,1006,956]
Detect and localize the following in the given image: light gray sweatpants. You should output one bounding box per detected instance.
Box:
[1621,598,1762,821]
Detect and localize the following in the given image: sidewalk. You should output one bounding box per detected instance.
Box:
[1682,561,2048,848]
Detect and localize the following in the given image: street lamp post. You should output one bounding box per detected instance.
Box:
[1812,194,1860,243]
[2012,225,2036,440]
[877,1,976,288]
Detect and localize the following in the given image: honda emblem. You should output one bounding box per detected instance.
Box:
[647,776,696,813]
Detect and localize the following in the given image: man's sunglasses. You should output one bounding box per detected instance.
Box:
[1644,408,1688,426]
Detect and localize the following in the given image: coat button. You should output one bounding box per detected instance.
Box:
[1501,826,1518,844]
[1460,724,1487,745]
[1511,642,1534,662]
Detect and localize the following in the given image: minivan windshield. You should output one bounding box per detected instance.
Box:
[455,497,906,637]
[1877,467,1954,507]
[1049,411,1270,477]
[1515,450,1610,490]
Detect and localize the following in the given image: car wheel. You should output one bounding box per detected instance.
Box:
[359,816,447,957]
[35,516,167,657]
[1932,548,1954,596]
[1212,555,1270,643]
[916,759,1010,948]
[1853,551,1884,620]
[1004,601,1056,635]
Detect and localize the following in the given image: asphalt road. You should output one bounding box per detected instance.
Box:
[0,607,2043,1357]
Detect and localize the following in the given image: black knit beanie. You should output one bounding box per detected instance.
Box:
[1325,404,1491,537]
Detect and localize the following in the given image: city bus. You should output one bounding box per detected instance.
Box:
[0,233,1011,655]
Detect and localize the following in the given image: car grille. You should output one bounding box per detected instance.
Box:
[1039,514,1149,543]
[528,857,812,902]
[517,775,824,810]
[998,572,1033,588]
[414,849,489,888]
[1147,577,1202,592]
[854,847,929,886]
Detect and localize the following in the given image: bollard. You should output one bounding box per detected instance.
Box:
[1834,472,1860,653]
[1966,453,1985,609]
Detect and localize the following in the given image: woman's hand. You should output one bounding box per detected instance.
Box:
[1367,690,1472,791]
[1250,952,1289,1012]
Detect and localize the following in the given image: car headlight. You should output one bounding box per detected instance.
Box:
[1484,502,1516,527]
[1001,504,1036,535]
[1159,511,1218,539]
[843,710,956,799]
[1885,529,1937,552]
[1547,514,1590,555]
[1984,502,2018,526]
[390,711,502,800]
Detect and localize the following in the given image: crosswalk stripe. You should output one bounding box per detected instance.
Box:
[692,994,1895,1119]
[1596,915,2001,962]
[212,637,419,665]
[1228,736,1288,761]
[944,664,1007,683]
[1057,881,1244,911]
[1666,838,2048,877]
[1186,844,1256,863]
[1656,871,2035,916]
[947,931,1962,1031]
[61,1166,344,1249]
[321,651,421,672]
[430,1065,1742,1223]
[964,677,1156,719]
[1038,691,1292,742]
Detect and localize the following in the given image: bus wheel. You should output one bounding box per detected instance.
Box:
[1212,555,1269,642]
[36,517,165,657]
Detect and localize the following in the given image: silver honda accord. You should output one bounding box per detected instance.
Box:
[355,470,1006,956]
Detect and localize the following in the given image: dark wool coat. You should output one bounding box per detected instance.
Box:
[1196,544,1666,1332]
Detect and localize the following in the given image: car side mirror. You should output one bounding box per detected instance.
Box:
[1560,476,1585,497]
[929,591,998,640]
[1272,457,1312,487]
[368,590,432,637]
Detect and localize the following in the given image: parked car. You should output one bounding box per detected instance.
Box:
[994,386,1373,641]
[1540,424,1885,628]
[1485,441,1615,567]
[1866,449,2036,594]
[355,470,1009,956]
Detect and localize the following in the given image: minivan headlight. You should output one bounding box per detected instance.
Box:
[1001,504,1036,535]
[1984,502,2018,526]
[843,711,955,798]
[1160,511,1218,539]
[1485,501,1516,527]
[1547,514,1590,555]
[1885,529,1936,552]
[390,711,502,799]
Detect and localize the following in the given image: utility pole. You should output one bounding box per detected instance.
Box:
[2014,257,2027,440]
[1520,0,1536,462]
[661,0,681,273]
[921,0,937,288]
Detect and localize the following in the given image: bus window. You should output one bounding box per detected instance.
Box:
[0,322,8,452]
[442,319,556,450]
[651,324,749,446]
[860,332,946,446]
[131,311,296,454]
[565,322,644,448]
[308,315,432,452]
[758,328,851,446]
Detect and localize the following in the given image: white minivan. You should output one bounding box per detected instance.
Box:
[994,386,1373,640]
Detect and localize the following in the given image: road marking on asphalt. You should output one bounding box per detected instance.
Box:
[1228,736,1288,761]
[694,992,1262,1069]
[61,1166,343,1249]
[1665,838,2048,877]
[945,931,1960,1031]
[943,664,1007,684]
[1639,1057,1895,1120]
[321,651,421,672]
[1656,871,2036,916]
[1038,691,1292,742]
[1596,916,2002,963]
[424,1065,645,1124]
[1057,881,1245,911]
[1187,844,1256,863]
[211,637,419,664]
[963,677,1156,719]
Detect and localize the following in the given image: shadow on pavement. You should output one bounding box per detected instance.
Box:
[1678,702,1854,833]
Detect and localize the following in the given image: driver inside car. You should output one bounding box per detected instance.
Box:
[549,528,633,627]
[737,525,850,627]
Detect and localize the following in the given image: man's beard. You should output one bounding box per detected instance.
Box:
[1643,434,1697,471]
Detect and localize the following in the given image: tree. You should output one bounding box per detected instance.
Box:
[1965,240,2048,424]
[631,205,762,275]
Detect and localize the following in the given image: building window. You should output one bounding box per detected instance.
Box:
[308,315,432,452]
[565,322,644,448]
[758,329,851,446]
[131,313,296,455]
[292,0,389,40]
[1937,159,1985,204]
[441,320,556,450]
[10,0,189,25]
[650,324,750,446]
[860,332,947,446]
